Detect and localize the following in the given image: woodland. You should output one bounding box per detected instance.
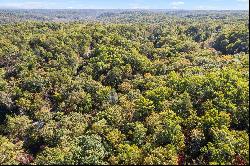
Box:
[0,10,249,165]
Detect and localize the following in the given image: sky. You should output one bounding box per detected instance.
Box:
[0,0,249,10]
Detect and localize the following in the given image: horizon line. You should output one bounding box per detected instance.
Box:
[0,8,249,11]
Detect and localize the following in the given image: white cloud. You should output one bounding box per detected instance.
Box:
[236,0,249,10]
[171,1,184,9]
[237,0,249,2]
[196,5,219,10]
[129,3,150,9]
[0,1,57,9]
[171,1,185,6]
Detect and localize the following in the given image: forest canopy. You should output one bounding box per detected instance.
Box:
[0,9,249,165]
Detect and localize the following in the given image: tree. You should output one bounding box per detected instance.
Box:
[146,110,185,151]
[144,145,178,165]
[0,136,23,165]
[74,134,108,165]
[111,144,142,165]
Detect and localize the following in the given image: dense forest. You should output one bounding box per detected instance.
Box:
[0,10,249,165]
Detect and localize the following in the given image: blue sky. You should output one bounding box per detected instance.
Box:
[0,0,249,10]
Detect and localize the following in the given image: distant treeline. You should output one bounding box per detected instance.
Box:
[0,9,249,24]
